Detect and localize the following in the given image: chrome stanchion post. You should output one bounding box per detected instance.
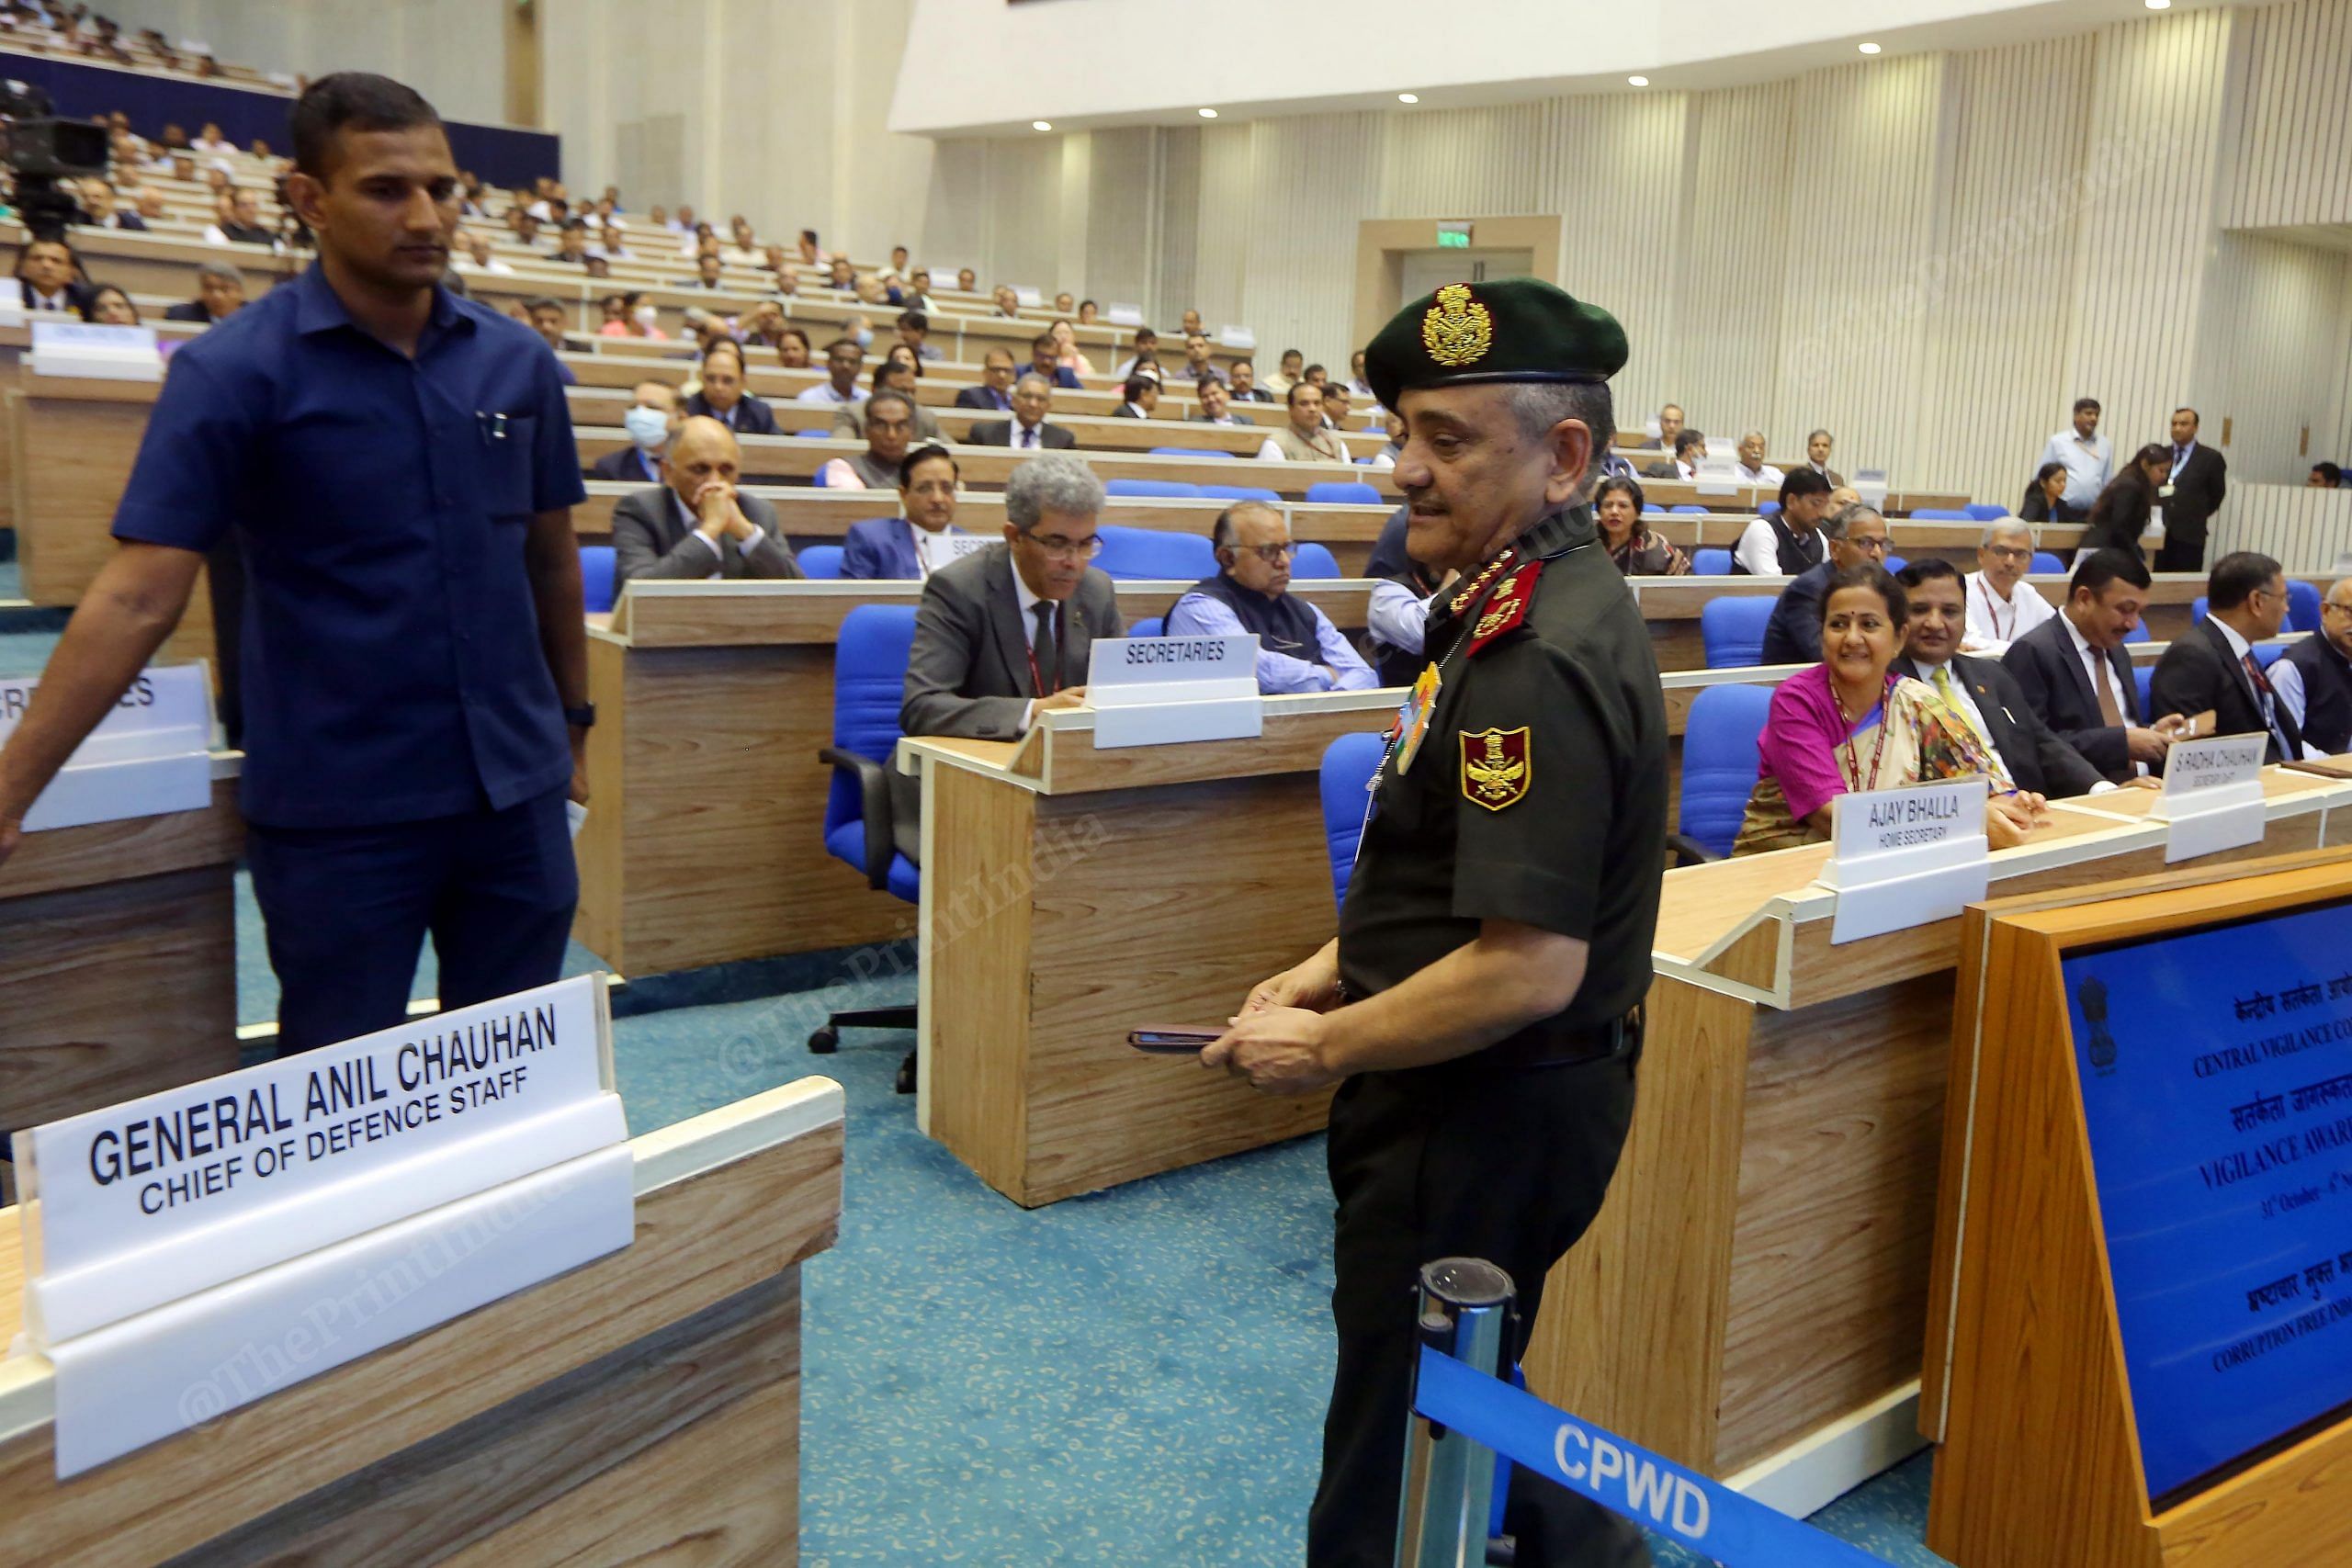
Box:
[1394,1257,1516,1568]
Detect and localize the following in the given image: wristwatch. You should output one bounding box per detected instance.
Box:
[564,703,597,729]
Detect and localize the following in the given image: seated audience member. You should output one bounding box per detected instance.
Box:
[736,299,787,350]
[1363,505,1448,685]
[2002,549,2182,784]
[1896,559,2103,796]
[796,338,866,404]
[1735,468,1835,576]
[1369,412,1406,469]
[1047,318,1095,376]
[2018,459,2068,521]
[1229,358,1272,402]
[1111,328,1159,379]
[896,308,943,362]
[832,362,943,442]
[1644,426,1706,480]
[2077,444,2170,561]
[1345,349,1374,398]
[969,375,1076,449]
[1760,501,1892,664]
[775,327,811,369]
[957,349,1019,411]
[1734,429,1782,486]
[546,219,591,265]
[132,187,169,226]
[1167,503,1375,694]
[1302,363,1330,389]
[818,389,919,489]
[1191,379,1254,426]
[990,283,1022,317]
[1262,352,1304,396]
[2272,578,2352,755]
[203,188,276,246]
[1051,290,1076,314]
[828,256,858,292]
[1180,333,1225,389]
[1178,309,1205,338]
[13,235,85,312]
[1111,375,1160,419]
[594,379,681,484]
[593,221,630,260]
[164,261,246,323]
[1734,564,2041,855]
[883,244,910,279]
[684,343,780,435]
[2149,551,2312,762]
[1962,519,2056,653]
[1804,428,1842,486]
[853,272,899,309]
[724,220,761,267]
[78,284,140,324]
[798,230,828,266]
[611,416,802,585]
[684,251,729,290]
[1077,299,1100,325]
[1637,401,1685,451]
[1595,476,1689,576]
[597,291,662,339]
[510,209,546,250]
[1026,333,1084,389]
[901,267,936,312]
[80,176,143,230]
[459,231,514,274]
[1320,382,1354,429]
[1258,383,1348,463]
[956,266,978,292]
[191,120,233,155]
[759,242,791,276]
[901,453,1123,739]
[2309,461,2343,490]
[845,443,972,579]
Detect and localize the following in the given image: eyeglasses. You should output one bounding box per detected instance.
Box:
[1023,532,1102,560]
[1847,536,1893,555]
[1983,545,2030,562]
[1227,542,1297,564]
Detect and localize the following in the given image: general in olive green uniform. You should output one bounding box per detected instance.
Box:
[1316,285,1668,1565]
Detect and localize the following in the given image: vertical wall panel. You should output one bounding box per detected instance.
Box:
[2211,483,2352,572]
[1230,113,1385,367]
[1154,127,1202,331]
[2201,232,2350,485]
[2226,0,2352,228]
[1668,80,1795,446]
[1084,128,1159,316]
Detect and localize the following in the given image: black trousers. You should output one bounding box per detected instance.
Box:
[1308,1052,1649,1568]
[2154,527,2208,574]
[246,787,579,1054]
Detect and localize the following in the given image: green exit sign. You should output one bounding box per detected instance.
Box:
[1436,222,1473,249]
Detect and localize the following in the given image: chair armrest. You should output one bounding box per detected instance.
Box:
[1666,830,1720,868]
[818,745,894,890]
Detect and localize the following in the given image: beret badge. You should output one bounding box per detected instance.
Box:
[1419,283,1493,369]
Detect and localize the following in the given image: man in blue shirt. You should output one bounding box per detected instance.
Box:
[1165,502,1375,693]
[2038,396,2111,521]
[0,73,593,1054]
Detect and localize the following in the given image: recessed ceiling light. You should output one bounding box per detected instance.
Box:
[1397,93,1419,104]
[1032,120,1052,131]
[2144,0,2170,9]
[1198,107,1218,118]
[1627,75,1649,86]
[1859,40,1882,54]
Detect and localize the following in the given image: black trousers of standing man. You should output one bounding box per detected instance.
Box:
[1308,1050,1650,1568]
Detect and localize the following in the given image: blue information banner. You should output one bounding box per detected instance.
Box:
[2062,899,2352,1503]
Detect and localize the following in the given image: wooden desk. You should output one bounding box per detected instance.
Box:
[1519,766,2352,1515]
[581,580,1374,978]
[899,690,1401,1206]
[0,766,243,1194]
[0,1077,843,1566]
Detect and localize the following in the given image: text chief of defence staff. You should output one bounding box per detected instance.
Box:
[1205,278,1669,1568]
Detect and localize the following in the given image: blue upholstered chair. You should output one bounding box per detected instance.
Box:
[1964,503,2010,523]
[2288,580,2322,634]
[1126,616,1164,639]
[1096,524,1217,581]
[1154,446,1233,458]
[798,545,844,580]
[1200,484,1282,503]
[1677,683,1774,862]
[2030,551,2064,575]
[1912,507,1972,521]
[812,605,922,1089]
[2190,595,2208,625]
[1701,596,1776,669]
[1293,543,1341,579]
[579,546,616,614]
[1691,548,1733,576]
[1306,480,1381,505]
[1318,731,1386,908]
[1106,479,1200,499]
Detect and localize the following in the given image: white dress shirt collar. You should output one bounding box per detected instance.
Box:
[2210,614,2253,663]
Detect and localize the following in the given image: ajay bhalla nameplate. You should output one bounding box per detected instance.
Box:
[10,975,631,1478]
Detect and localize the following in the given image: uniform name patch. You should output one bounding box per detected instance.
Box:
[1461,727,1532,811]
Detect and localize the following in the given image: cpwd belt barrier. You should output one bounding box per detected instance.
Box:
[1396,1258,1888,1566]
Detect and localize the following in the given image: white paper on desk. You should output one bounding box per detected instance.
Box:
[567,799,588,840]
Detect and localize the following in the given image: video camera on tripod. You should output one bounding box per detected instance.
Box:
[1,81,110,237]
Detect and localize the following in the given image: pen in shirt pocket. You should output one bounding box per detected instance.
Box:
[478,411,511,441]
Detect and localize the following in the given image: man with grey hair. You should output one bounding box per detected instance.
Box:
[1962,517,2055,654]
[1734,428,1783,486]
[1760,501,1893,663]
[900,451,1122,741]
[164,261,246,323]
[967,373,1076,449]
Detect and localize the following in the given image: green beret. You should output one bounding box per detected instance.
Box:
[1363,277,1627,411]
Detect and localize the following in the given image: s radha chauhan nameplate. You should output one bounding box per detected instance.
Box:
[2062,900,2352,1506]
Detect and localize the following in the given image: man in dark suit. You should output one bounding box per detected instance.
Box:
[1109,375,1159,418]
[967,374,1077,451]
[591,379,679,484]
[1642,426,1703,480]
[161,262,246,322]
[2003,549,2185,784]
[1895,560,2102,796]
[1189,379,1254,426]
[2272,577,2351,755]
[954,349,1017,412]
[2154,407,2227,573]
[609,416,801,587]
[1759,502,1890,664]
[1635,401,1682,451]
[2150,551,2306,762]
[901,451,1121,739]
[14,234,85,312]
[682,342,780,436]
[1026,333,1084,390]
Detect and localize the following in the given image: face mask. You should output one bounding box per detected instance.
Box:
[624,406,670,451]
[854,326,874,349]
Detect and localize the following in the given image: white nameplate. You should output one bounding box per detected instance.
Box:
[1083,634,1261,748]
[1107,302,1145,327]
[1694,455,1740,497]
[1015,286,1044,308]
[915,530,990,574]
[1820,777,1989,944]
[2152,731,2267,863]
[16,975,626,1348]
[1218,324,1257,350]
[1854,467,1891,512]
[0,664,213,831]
[0,294,23,328]
[29,320,162,381]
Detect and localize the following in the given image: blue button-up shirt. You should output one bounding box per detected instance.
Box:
[112,264,587,828]
[2040,426,2113,510]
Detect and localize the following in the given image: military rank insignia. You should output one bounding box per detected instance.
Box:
[1460,727,1532,811]
[1464,558,1543,657]
[1421,283,1494,368]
